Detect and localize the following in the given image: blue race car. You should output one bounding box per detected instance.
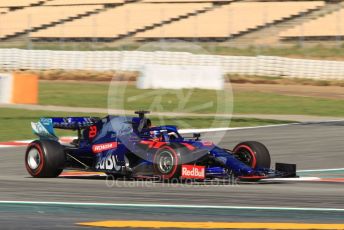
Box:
[25,111,296,181]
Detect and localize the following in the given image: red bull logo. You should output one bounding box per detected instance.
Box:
[181,165,205,179]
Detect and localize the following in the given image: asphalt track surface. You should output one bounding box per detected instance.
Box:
[1,121,344,229]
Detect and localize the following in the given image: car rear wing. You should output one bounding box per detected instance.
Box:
[31,117,100,140]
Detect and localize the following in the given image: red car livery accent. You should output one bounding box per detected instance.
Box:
[140,140,165,149]
[92,142,117,153]
[182,143,196,151]
[181,165,205,179]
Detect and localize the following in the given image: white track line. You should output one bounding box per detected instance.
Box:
[15,140,35,144]
[179,119,344,134]
[262,177,321,182]
[0,138,75,148]
[297,168,344,173]
[179,123,298,134]
[0,201,344,212]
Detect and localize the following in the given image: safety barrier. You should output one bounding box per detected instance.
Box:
[0,49,344,80]
[0,72,38,104]
[138,64,224,90]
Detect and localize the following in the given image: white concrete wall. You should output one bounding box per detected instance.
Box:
[0,49,344,80]
[0,73,12,104]
[137,64,224,90]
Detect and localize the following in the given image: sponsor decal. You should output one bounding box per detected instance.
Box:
[95,155,121,171]
[92,142,117,153]
[31,121,57,140]
[40,118,53,126]
[181,165,205,179]
[89,125,98,139]
[201,141,213,146]
[52,117,95,129]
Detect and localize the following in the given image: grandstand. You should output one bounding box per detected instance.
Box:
[134,1,324,40]
[30,2,216,41]
[0,5,105,40]
[45,0,125,6]
[0,0,340,45]
[141,0,230,2]
[0,8,7,14]
[0,0,45,7]
[280,6,344,40]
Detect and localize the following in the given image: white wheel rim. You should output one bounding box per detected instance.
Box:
[27,148,41,170]
[158,151,174,174]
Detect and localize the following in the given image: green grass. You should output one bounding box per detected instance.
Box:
[0,108,291,142]
[40,82,232,113]
[40,82,109,108]
[233,91,344,117]
[40,81,344,117]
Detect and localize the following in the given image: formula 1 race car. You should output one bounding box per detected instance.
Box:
[25,111,296,181]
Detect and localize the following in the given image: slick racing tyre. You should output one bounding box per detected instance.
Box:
[153,145,183,180]
[233,141,271,169]
[25,140,65,178]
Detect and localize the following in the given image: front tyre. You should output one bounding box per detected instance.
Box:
[153,145,182,180]
[25,140,65,178]
[233,141,271,169]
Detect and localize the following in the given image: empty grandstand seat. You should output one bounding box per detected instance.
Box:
[0,8,7,14]
[0,0,44,7]
[280,8,344,38]
[142,0,229,2]
[135,1,324,39]
[0,5,102,39]
[30,3,212,39]
[45,0,124,5]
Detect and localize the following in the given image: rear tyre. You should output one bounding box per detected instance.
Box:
[233,141,271,169]
[25,140,65,178]
[153,145,182,180]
